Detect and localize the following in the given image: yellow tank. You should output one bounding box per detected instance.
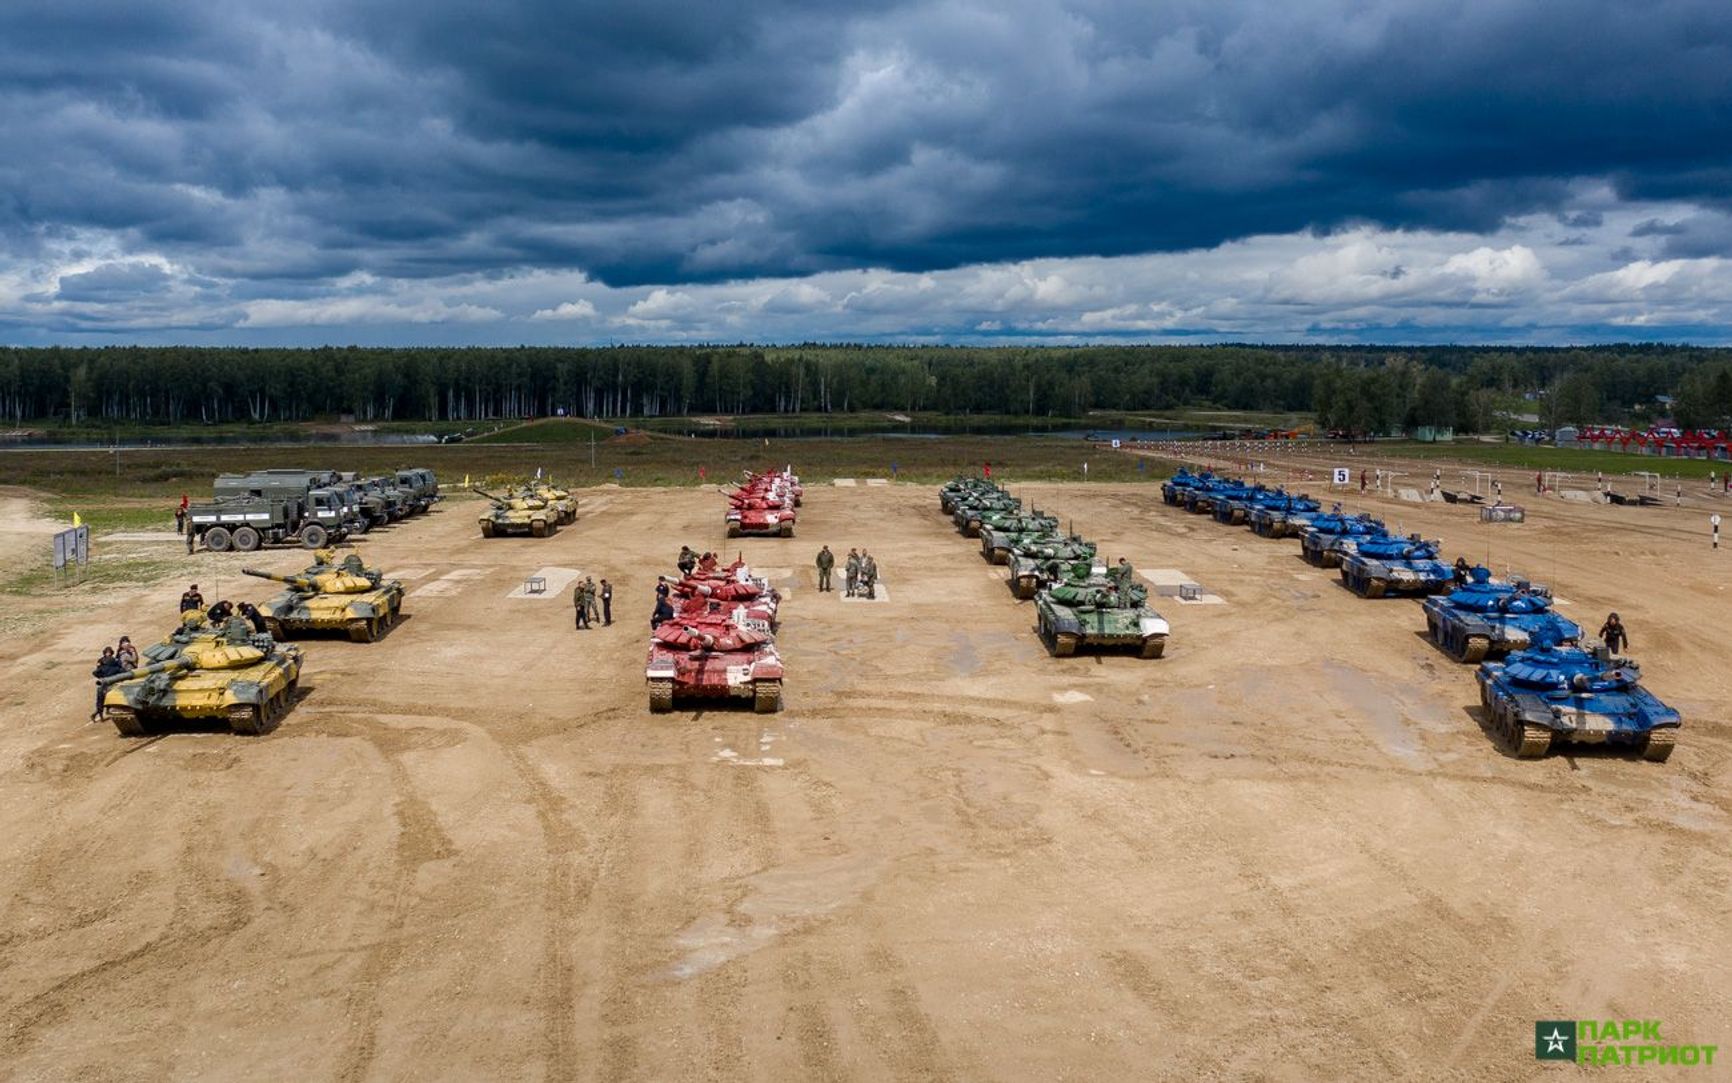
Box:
[242,552,404,642]
[525,482,578,524]
[99,617,303,736]
[473,488,558,537]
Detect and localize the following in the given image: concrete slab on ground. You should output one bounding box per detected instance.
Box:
[506,566,584,599]
[832,478,858,487]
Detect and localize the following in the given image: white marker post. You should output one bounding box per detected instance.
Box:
[1714,513,1722,550]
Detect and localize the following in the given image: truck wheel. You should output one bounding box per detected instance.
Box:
[301,524,328,549]
[204,527,232,552]
[233,526,261,552]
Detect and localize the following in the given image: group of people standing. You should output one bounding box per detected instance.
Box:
[571,576,612,629]
[178,583,266,633]
[814,545,879,597]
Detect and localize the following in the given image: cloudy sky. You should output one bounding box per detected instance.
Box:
[5,0,1732,345]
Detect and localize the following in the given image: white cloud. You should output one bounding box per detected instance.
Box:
[530,299,598,321]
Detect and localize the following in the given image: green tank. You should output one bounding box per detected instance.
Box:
[473,487,558,538]
[1006,536,1099,599]
[243,549,405,642]
[97,616,303,736]
[1034,563,1169,658]
[952,491,1020,537]
[977,511,1060,564]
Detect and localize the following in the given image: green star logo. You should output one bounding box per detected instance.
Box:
[1536,1021,1576,1060]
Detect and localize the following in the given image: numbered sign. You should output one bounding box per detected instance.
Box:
[1110,438,1122,449]
[1332,467,1350,485]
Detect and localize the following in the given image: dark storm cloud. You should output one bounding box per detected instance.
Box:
[4,0,1732,296]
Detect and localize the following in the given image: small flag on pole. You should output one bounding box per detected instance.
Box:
[72,512,82,527]
[463,474,471,487]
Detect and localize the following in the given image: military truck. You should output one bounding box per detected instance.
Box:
[215,469,371,536]
[393,468,440,511]
[188,491,351,552]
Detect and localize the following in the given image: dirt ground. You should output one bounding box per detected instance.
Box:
[0,472,1727,1081]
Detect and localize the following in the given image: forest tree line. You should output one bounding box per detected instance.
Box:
[2,344,1731,434]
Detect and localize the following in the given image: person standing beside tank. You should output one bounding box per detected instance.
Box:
[600,579,613,626]
[1599,613,1629,654]
[91,647,125,722]
[815,545,834,592]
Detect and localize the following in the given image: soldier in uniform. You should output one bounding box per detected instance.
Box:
[207,599,235,623]
[599,579,613,626]
[584,577,601,625]
[1599,612,1629,654]
[179,584,204,612]
[861,551,878,599]
[91,647,125,721]
[574,579,591,629]
[815,545,835,591]
[844,548,861,597]
[238,602,268,635]
[1112,557,1134,593]
[677,546,698,577]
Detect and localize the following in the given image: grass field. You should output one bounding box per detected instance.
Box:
[2,436,1178,500]
[1372,441,1730,479]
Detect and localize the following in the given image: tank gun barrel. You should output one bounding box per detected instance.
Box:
[241,567,316,589]
[99,657,195,685]
[470,487,506,503]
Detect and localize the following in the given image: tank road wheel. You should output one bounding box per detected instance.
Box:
[232,526,261,552]
[753,679,782,713]
[530,520,549,538]
[480,520,496,538]
[348,618,376,643]
[648,679,674,712]
[1642,729,1676,763]
[779,522,794,538]
[1139,636,1166,659]
[205,526,233,552]
[228,703,264,736]
[300,524,328,549]
[1052,631,1080,657]
[1516,722,1552,759]
[1459,635,1489,663]
[107,706,147,737]
[727,523,742,538]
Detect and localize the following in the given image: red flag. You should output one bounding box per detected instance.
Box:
[983,461,991,479]
[179,493,189,509]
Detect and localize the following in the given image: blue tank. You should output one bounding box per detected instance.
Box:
[1161,469,1219,507]
[1247,493,1322,537]
[1299,512,1387,567]
[1338,533,1453,597]
[1183,478,1253,516]
[1422,567,1582,662]
[1476,630,1680,760]
[1212,484,1291,525]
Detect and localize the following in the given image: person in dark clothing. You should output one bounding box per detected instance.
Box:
[179,585,204,612]
[815,545,835,591]
[92,647,126,721]
[174,505,186,535]
[600,579,613,626]
[574,581,591,629]
[677,546,698,577]
[651,595,675,629]
[655,576,671,605]
[237,602,268,635]
[206,599,234,624]
[1452,557,1471,586]
[1599,613,1629,654]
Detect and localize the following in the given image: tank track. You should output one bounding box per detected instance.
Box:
[1011,575,1039,600]
[106,706,147,737]
[753,679,782,713]
[531,520,549,538]
[348,618,377,643]
[726,523,742,538]
[1642,728,1676,762]
[779,522,794,538]
[1487,693,1550,758]
[1459,635,1489,663]
[1139,637,1166,659]
[648,678,673,712]
[480,520,496,538]
[1052,631,1079,657]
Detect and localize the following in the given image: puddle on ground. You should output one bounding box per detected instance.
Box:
[664,853,885,979]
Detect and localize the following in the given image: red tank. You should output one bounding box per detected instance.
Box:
[725,468,799,537]
[672,570,780,632]
[646,604,783,712]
